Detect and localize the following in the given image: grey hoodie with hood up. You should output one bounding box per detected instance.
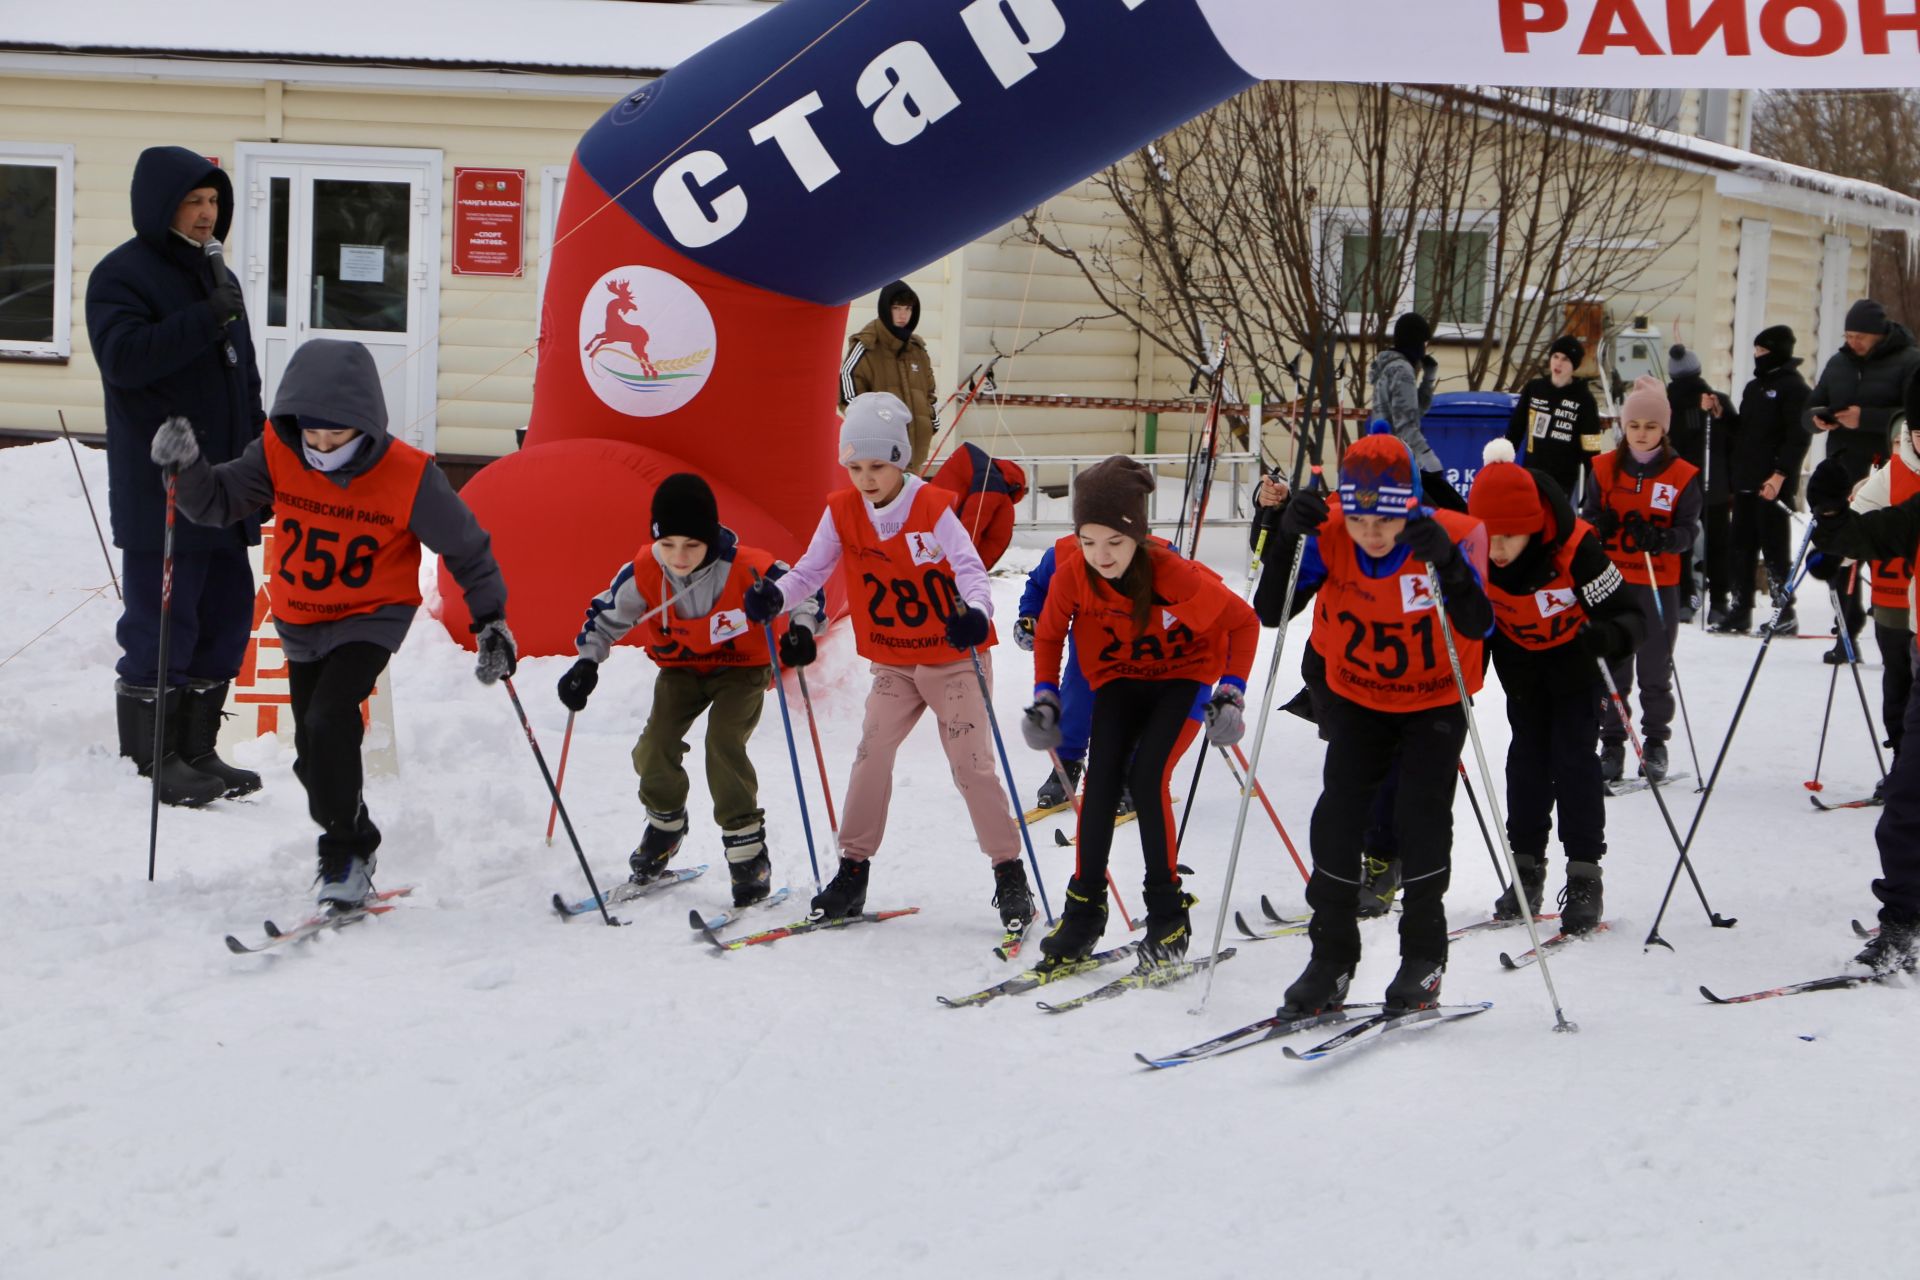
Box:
[172,339,506,661]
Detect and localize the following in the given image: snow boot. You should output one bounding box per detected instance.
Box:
[1038,878,1107,962]
[1704,598,1728,631]
[1710,603,1751,634]
[1824,636,1855,664]
[177,679,262,798]
[1855,910,1920,974]
[1560,860,1604,934]
[722,823,771,909]
[1383,954,1446,1014]
[809,856,869,921]
[115,681,225,808]
[1598,739,1625,784]
[1136,884,1195,968]
[1491,853,1546,921]
[629,808,687,883]
[1356,855,1401,919]
[1276,952,1355,1019]
[1641,740,1669,783]
[1035,758,1081,811]
[316,852,376,912]
[991,858,1035,932]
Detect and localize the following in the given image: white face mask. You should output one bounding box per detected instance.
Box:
[303,433,368,473]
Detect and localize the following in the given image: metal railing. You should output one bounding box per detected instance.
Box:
[999,452,1261,532]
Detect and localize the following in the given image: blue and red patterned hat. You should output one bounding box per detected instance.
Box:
[1337,422,1420,519]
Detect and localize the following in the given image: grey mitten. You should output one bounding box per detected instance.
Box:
[1014,616,1036,653]
[1021,690,1063,752]
[150,416,200,473]
[473,616,518,685]
[1204,684,1246,747]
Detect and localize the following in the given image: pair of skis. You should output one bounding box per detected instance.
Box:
[936,946,1234,1011]
[223,886,414,954]
[1604,770,1693,797]
[1137,1001,1493,1069]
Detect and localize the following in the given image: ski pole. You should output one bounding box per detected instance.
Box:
[794,667,839,834]
[1805,658,1841,794]
[1457,759,1509,892]
[59,410,120,600]
[970,646,1054,924]
[147,471,178,883]
[1173,738,1208,850]
[917,357,999,478]
[545,711,575,846]
[1047,747,1136,929]
[1222,743,1308,882]
[501,676,621,927]
[1641,521,1817,948]
[1643,550,1705,788]
[761,615,824,895]
[1829,577,1891,786]
[1426,557,1577,1033]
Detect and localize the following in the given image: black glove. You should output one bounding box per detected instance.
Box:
[473,616,518,685]
[1278,489,1330,538]
[945,604,990,650]
[1589,508,1620,542]
[778,626,817,669]
[1805,550,1845,583]
[1806,457,1853,518]
[210,274,245,327]
[556,658,598,712]
[1617,511,1654,555]
[1577,620,1630,662]
[742,576,784,624]
[1393,516,1457,569]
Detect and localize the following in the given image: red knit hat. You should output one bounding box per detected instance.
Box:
[1467,439,1543,536]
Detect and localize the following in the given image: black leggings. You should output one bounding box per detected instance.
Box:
[288,641,391,872]
[1073,678,1203,893]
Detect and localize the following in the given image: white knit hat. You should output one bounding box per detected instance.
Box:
[838,392,912,467]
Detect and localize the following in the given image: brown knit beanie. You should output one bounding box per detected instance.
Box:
[1072,455,1155,537]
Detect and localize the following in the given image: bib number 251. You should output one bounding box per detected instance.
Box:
[1337,610,1437,679]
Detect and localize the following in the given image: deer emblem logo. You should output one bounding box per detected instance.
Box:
[583,279,658,377]
[577,265,718,418]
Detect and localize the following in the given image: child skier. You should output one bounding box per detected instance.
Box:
[1015,553,1094,814]
[740,392,1035,931]
[1256,426,1493,1016]
[1020,456,1260,966]
[149,339,515,908]
[554,473,825,908]
[1583,376,1702,785]
[1469,440,1644,933]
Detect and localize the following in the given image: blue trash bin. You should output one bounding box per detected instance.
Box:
[1421,392,1517,504]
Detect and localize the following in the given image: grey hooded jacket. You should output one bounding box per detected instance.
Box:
[172,338,506,661]
[1368,349,1441,473]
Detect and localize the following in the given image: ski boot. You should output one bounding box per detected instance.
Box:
[1038,878,1107,963]
[991,859,1036,932]
[1761,591,1797,637]
[1641,740,1669,783]
[1276,951,1356,1019]
[722,822,771,909]
[316,853,377,913]
[629,808,687,884]
[115,681,225,808]
[809,856,870,921]
[1136,885,1195,969]
[1710,603,1752,635]
[1704,599,1729,631]
[1382,954,1445,1014]
[1599,739,1625,784]
[1116,784,1137,818]
[1824,633,1856,664]
[1856,914,1920,974]
[1035,758,1082,811]
[1356,855,1401,919]
[177,678,263,798]
[1559,860,1604,934]
[1491,853,1546,921]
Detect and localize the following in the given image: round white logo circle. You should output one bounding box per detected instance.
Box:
[577,265,717,417]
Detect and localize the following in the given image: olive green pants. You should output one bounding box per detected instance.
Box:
[631,664,769,831]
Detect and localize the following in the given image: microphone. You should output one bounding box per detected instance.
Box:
[204,238,240,325]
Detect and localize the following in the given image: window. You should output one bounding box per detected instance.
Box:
[1321,209,1499,340]
[0,143,74,359]
[1413,229,1490,329]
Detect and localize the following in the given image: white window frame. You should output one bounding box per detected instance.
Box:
[0,142,75,360]
[1317,207,1502,341]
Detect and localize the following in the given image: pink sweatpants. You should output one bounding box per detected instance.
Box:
[837,653,1021,864]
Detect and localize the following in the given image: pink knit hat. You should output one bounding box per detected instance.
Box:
[1621,375,1671,430]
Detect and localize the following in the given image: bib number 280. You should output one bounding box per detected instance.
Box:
[1337,610,1437,680]
[277,518,378,592]
[863,570,962,628]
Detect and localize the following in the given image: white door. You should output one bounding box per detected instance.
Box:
[237,146,442,451]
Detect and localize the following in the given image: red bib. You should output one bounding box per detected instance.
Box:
[1310,509,1486,713]
[1591,452,1698,587]
[631,544,784,670]
[828,484,996,664]
[1872,458,1920,611]
[262,430,428,625]
[1046,536,1237,689]
[1486,522,1592,652]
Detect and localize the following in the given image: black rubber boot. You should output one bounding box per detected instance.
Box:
[178,679,263,798]
[1856,911,1920,974]
[115,681,224,808]
[809,856,870,920]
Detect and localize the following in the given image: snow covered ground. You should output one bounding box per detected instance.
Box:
[2,438,1910,1279]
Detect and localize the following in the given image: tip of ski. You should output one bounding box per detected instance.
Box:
[1700,972,1896,1003]
[1282,1001,1493,1061]
[687,886,795,935]
[554,865,709,920]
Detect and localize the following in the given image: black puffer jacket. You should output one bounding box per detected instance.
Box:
[1667,373,1734,505]
[1730,353,1812,497]
[1803,324,1920,481]
[86,146,263,553]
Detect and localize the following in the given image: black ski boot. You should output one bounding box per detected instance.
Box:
[1276,952,1356,1019]
[177,679,263,798]
[1560,860,1604,934]
[1038,878,1107,962]
[809,856,870,921]
[1762,585,1797,636]
[1710,602,1752,634]
[1383,954,1446,1014]
[1116,784,1136,818]
[1642,740,1669,783]
[1704,598,1729,631]
[1035,759,1082,811]
[629,808,687,883]
[722,823,771,909]
[1856,911,1920,974]
[1491,853,1546,921]
[991,859,1036,932]
[1137,884,1195,968]
[1599,739,1625,784]
[115,681,225,808]
[1356,855,1401,919]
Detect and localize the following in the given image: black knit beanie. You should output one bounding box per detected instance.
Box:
[651,472,720,550]
[1846,299,1890,336]
[1072,455,1155,538]
[1549,335,1586,367]
[1755,325,1796,359]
